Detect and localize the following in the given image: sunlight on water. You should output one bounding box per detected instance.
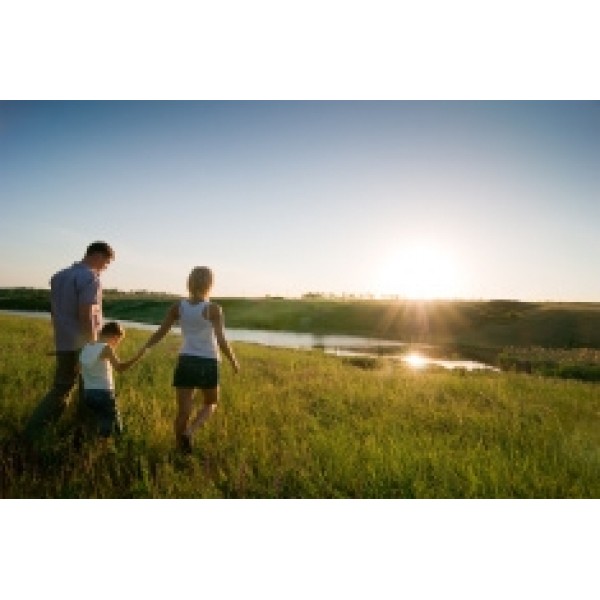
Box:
[403,352,428,369]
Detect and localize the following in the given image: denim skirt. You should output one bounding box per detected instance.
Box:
[173,355,219,389]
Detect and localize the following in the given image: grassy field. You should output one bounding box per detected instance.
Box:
[1,314,599,498]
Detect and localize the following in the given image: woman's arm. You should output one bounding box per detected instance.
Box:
[144,302,180,349]
[209,303,240,373]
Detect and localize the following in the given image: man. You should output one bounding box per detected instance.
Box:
[23,241,115,440]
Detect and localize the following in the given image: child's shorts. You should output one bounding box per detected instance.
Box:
[82,389,122,438]
[173,355,219,389]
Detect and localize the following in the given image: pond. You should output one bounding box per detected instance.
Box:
[1,310,498,371]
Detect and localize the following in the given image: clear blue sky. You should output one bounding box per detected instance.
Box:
[1,100,598,300]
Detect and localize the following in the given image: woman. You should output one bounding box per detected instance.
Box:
[144,266,240,453]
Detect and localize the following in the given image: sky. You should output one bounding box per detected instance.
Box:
[1,100,599,301]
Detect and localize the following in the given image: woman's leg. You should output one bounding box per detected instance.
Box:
[175,387,195,440]
[186,387,219,437]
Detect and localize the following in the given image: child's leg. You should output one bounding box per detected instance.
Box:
[95,391,122,438]
[186,387,218,437]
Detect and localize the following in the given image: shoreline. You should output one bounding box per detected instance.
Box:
[0,309,498,371]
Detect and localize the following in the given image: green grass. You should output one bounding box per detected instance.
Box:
[1,314,600,498]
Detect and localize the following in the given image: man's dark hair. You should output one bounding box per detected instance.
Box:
[101,321,124,338]
[86,241,115,259]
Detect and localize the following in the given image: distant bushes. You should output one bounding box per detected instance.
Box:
[498,347,600,382]
[0,288,50,311]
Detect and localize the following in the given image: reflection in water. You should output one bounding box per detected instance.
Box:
[399,354,498,371]
[403,352,428,369]
[328,347,497,371]
[1,310,497,371]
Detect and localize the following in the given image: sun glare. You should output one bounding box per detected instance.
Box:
[403,352,428,369]
[374,244,461,300]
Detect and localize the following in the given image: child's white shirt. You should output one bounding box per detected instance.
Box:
[80,342,114,390]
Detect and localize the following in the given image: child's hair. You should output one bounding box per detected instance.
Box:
[187,266,214,298]
[101,321,125,338]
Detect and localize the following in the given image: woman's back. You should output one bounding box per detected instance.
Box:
[179,299,219,359]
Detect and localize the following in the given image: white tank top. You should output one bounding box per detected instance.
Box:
[179,299,219,360]
[80,342,114,390]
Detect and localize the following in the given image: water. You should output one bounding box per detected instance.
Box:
[0,310,497,371]
[331,348,498,371]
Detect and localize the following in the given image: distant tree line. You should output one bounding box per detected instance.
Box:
[301,292,377,300]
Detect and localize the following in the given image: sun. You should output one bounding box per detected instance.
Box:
[374,244,462,300]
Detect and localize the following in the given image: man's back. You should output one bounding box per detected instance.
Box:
[51,262,102,351]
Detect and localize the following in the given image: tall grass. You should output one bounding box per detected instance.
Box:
[1,315,599,498]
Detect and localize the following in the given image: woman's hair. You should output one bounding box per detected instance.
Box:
[187,266,214,298]
[101,321,125,338]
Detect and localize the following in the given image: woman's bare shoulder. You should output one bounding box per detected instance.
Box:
[207,301,223,319]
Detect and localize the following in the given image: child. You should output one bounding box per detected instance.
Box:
[79,321,146,440]
[143,266,239,454]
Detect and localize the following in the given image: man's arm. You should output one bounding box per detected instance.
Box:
[78,303,97,344]
[77,271,102,344]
